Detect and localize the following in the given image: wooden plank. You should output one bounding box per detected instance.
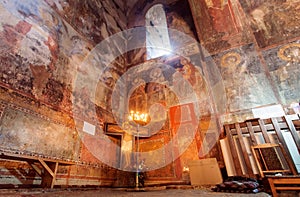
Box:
[230,122,289,134]
[235,123,253,175]
[224,124,243,176]
[284,115,300,153]
[251,146,264,177]
[39,159,59,188]
[279,145,298,176]
[252,143,278,148]
[275,187,300,190]
[271,117,288,146]
[0,151,75,165]
[51,162,58,189]
[262,170,290,174]
[268,175,300,178]
[27,162,42,176]
[259,149,269,171]
[267,178,278,197]
[245,121,258,145]
[272,178,300,184]
[271,118,298,175]
[258,119,271,143]
[38,158,54,177]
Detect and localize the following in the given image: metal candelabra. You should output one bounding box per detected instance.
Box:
[128,111,149,189]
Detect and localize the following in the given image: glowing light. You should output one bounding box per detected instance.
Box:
[128,111,149,125]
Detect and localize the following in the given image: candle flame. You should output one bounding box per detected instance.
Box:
[128,110,149,124]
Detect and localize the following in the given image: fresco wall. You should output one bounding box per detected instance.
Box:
[121,50,220,182]
[0,0,299,188]
[262,40,300,105]
[126,0,300,182]
[206,44,277,112]
[124,0,228,182]
[188,0,252,54]
[0,0,128,187]
[189,0,300,122]
[239,0,300,48]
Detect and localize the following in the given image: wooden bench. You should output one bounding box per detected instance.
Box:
[267,175,300,197]
[0,150,75,188]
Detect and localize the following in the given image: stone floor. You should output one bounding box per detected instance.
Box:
[0,187,272,197]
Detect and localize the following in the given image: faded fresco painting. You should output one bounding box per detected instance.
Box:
[0,0,127,123]
[262,40,300,105]
[188,0,251,54]
[124,56,211,118]
[47,0,128,44]
[239,0,300,48]
[0,0,131,171]
[0,0,89,111]
[0,107,80,160]
[207,44,277,112]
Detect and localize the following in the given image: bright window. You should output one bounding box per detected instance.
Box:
[146,4,172,59]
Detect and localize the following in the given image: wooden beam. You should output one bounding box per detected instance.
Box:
[258,119,271,143]
[27,162,42,176]
[0,151,75,165]
[268,178,278,197]
[251,146,265,178]
[284,115,300,153]
[224,124,243,176]
[38,158,54,177]
[51,162,58,189]
[235,123,254,176]
[38,159,58,188]
[246,121,258,146]
[271,118,298,175]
